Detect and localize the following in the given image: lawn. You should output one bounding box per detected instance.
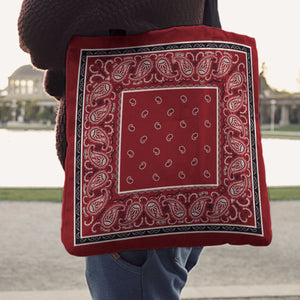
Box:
[0,188,63,202]
[0,187,299,202]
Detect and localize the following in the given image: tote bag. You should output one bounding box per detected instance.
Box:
[62,25,272,256]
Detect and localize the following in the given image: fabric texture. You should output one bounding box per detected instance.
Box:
[18,0,220,169]
[86,247,203,300]
[62,25,272,256]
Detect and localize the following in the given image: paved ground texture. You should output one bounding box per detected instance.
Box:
[0,200,299,299]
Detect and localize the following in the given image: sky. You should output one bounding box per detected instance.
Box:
[0,0,300,92]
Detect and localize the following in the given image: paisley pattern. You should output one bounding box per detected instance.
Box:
[64,27,271,255]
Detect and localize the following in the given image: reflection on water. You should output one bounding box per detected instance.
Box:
[0,129,299,187]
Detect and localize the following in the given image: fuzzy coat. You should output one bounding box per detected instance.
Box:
[18,0,221,167]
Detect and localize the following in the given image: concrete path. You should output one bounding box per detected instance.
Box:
[0,200,299,299]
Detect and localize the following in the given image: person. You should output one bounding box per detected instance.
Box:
[18,1,221,299]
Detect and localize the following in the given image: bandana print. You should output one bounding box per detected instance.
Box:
[63,26,272,256]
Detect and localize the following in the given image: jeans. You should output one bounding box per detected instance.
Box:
[86,247,203,300]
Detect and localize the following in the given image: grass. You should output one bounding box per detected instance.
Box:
[268,186,300,201]
[275,124,300,132]
[260,124,300,139]
[0,187,299,202]
[0,188,63,202]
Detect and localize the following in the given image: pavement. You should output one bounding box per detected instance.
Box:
[0,200,299,300]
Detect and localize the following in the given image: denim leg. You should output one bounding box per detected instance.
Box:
[86,252,145,300]
[142,247,203,300]
[85,247,203,300]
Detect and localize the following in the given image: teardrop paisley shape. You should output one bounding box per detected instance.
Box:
[156,57,176,78]
[227,94,243,112]
[87,171,108,194]
[173,55,194,77]
[145,200,166,221]
[207,197,230,218]
[228,158,247,177]
[102,204,124,228]
[228,177,247,197]
[214,55,232,77]
[88,147,109,168]
[89,127,110,148]
[227,114,245,135]
[90,81,112,103]
[163,198,186,220]
[112,59,134,82]
[131,58,153,81]
[189,196,211,218]
[89,100,112,124]
[227,134,246,154]
[197,54,215,77]
[226,72,244,92]
[121,202,143,225]
[87,190,108,215]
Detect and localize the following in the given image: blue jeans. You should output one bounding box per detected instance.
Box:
[86,247,203,300]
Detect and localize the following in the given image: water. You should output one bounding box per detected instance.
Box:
[0,129,64,187]
[0,129,299,187]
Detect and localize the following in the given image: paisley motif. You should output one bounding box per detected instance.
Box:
[88,147,109,168]
[180,120,187,128]
[178,171,186,179]
[173,55,194,77]
[228,177,247,197]
[120,202,143,225]
[189,196,211,218]
[87,171,108,194]
[227,114,245,135]
[102,204,124,228]
[89,127,110,148]
[156,57,176,78]
[87,190,108,215]
[154,121,162,130]
[191,157,198,166]
[89,100,112,124]
[145,200,166,221]
[153,147,160,156]
[139,161,147,170]
[131,58,153,81]
[141,110,149,118]
[207,197,230,218]
[228,157,247,177]
[112,59,134,82]
[214,55,232,77]
[155,96,163,104]
[167,108,175,116]
[227,134,246,154]
[163,198,186,220]
[152,173,160,181]
[191,132,199,141]
[192,107,199,116]
[90,81,112,103]
[226,72,244,92]
[196,54,215,77]
[165,159,173,167]
[227,94,244,112]
[166,133,174,142]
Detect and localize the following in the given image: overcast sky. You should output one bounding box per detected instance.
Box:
[1,0,299,92]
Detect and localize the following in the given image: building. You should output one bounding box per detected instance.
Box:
[0,65,58,126]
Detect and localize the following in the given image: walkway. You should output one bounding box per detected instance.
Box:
[0,200,299,299]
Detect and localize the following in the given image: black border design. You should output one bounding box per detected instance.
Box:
[74,41,262,246]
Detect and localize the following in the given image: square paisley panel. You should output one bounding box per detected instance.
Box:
[62,26,272,256]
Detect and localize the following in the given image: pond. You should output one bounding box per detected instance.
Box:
[0,129,299,187]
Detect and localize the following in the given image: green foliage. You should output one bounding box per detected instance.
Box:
[268,186,300,200]
[0,187,299,202]
[0,188,63,202]
[24,100,39,122]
